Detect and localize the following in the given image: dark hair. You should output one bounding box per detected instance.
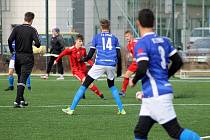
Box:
[76,34,84,42]
[100,19,110,30]
[52,27,60,33]
[138,9,154,28]
[24,12,35,22]
[124,30,132,35]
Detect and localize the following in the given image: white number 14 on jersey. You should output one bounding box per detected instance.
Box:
[102,37,113,50]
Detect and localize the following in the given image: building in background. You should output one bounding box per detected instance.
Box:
[1,0,210,52]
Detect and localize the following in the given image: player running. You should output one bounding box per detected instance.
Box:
[62,19,126,115]
[130,9,200,140]
[54,34,105,99]
[119,30,138,97]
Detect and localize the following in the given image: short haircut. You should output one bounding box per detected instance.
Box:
[52,27,60,33]
[138,9,154,28]
[100,19,110,30]
[76,34,84,42]
[124,30,132,35]
[24,12,35,22]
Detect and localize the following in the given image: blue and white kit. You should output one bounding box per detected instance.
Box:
[88,31,120,80]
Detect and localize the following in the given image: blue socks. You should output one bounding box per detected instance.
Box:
[8,75,14,87]
[26,75,31,87]
[70,86,123,112]
[110,86,123,112]
[70,86,87,110]
[179,129,200,140]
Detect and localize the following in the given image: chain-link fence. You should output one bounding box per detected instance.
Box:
[1,0,210,77]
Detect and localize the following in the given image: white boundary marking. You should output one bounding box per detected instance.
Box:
[0,103,210,108]
[201,136,210,139]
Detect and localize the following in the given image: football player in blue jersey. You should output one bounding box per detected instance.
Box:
[5,25,31,91]
[129,9,200,140]
[62,19,126,115]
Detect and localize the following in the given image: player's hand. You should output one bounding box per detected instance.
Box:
[136,91,143,100]
[129,78,135,87]
[53,61,57,65]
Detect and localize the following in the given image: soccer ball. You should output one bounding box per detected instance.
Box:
[136,91,143,100]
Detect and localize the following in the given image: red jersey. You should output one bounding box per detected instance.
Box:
[55,46,93,73]
[127,39,138,58]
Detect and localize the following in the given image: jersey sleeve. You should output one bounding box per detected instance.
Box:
[91,35,97,49]
[55,48,71,62]
[32,28,41,48]
[115,37,120,49]
[134,41,149,62]
[164,38,177,57]
[168,45,177,57]
[8,28,16,53]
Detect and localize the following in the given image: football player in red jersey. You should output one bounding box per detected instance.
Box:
[119,30,138,97]
[54,34,105,99]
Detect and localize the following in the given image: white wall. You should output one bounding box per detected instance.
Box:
[84,0,128,46]
[84,0,94,45]
[2,0,72,45]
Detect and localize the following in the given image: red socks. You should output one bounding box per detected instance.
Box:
[90,85,102,97]
[122,77,129,93]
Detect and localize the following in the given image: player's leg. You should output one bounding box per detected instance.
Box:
[42,56,55,79]
[134,116,156,140]
[149,94,200,140]
[5,60,15,91]
[62,65,104,114]
[63,75,94,114]
[162,118,200,140]
[88,82,105,99]
[56,59,64,80]
[15,54,34,108]
[85,65,106,96]
[26,75,31,90]
[77,72,104,99]
[120,62,137,96]
[5,69,15,91]
[120,70,134,96]
[14,57,23,107]
[106,67,125,114]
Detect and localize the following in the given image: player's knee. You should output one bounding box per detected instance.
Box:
[162,118,183,139]
[125,71,132,78]
[124,73,129,78]
[107,79,114,88]
[8,70,14,75]
[82,75,94,88]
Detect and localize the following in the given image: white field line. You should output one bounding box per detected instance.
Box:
[0,78,210,83]
[0,103,210,108]
[201,136,210,139]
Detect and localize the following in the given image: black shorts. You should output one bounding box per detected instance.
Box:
[15,53,34,75]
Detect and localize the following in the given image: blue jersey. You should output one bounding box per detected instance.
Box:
[91,32,120,66]
[11,41,16,60]
[134,32,177,98]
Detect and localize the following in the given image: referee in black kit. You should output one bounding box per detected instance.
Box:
[8,12,41,108]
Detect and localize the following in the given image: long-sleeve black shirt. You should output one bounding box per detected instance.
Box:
[8,24,41,54]
[50,35,65,54]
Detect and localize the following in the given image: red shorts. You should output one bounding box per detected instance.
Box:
[127,61,137,72]
[72,70,87,82]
